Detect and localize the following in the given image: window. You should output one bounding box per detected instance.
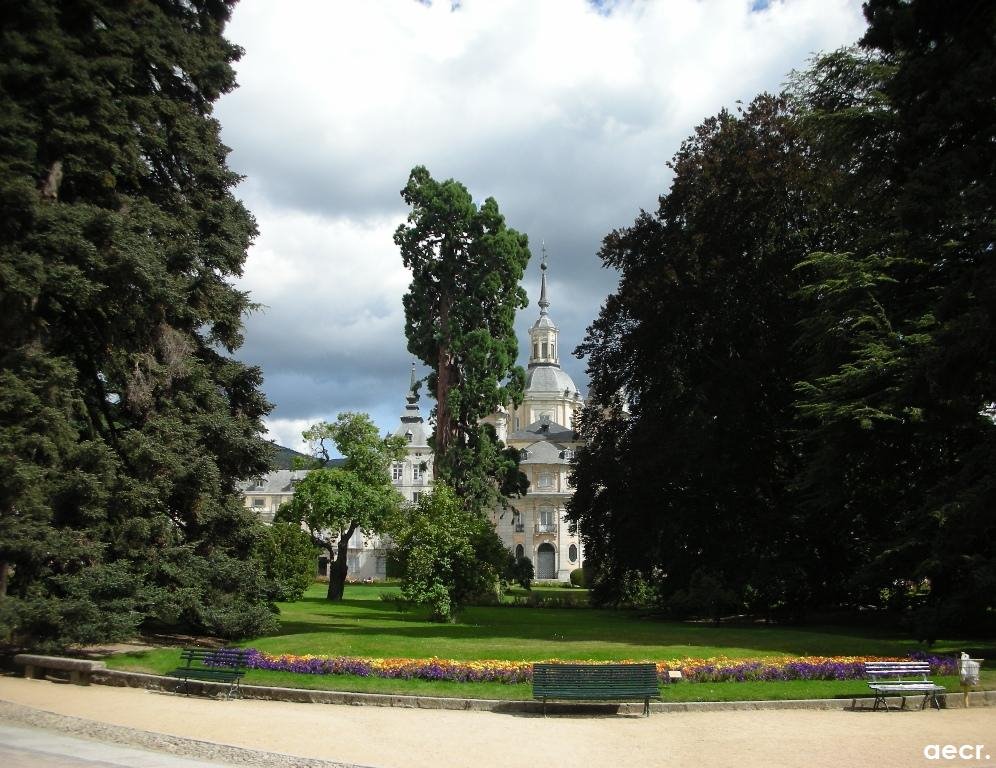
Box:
[551,342,556,359]
[412,491,422,504]
[568,544,578,563]
[519,449,529,460]
[533,342,539,359]
[376,557,387,575]
[515,544,524,560]
[562,449,575,460]
[537,505,556,533]
[412,462,423,482]
[347,555,360,572]
[391,462,403,482]
[405,430,413,443]
[537,473,554,489]
[252,497,265,508]
[542,341,548,357]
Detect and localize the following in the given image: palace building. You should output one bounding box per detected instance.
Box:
[242,254,585,581]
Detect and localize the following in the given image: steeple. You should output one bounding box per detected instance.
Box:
[538,243,550,317]
[528,243,559,369]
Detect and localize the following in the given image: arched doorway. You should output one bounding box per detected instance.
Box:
[515,544,524,561]
[537,543,556,579]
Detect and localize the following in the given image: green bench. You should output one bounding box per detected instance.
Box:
[167,648,249,699]
[533,663,661,716]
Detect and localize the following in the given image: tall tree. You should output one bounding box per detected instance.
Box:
[395,166,530,513]
[791,0,996,635]
[569,95,827,612]
[0,0,276,647]
[276,413,405,600]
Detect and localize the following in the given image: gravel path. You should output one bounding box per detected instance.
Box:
[1,676,994,768]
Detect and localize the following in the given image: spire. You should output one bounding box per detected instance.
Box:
[538,241,550,317]
[405,361,419,411]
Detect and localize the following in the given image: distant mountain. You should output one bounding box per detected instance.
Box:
[269,443,313,470]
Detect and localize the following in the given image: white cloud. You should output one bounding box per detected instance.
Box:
[216,0,867,439]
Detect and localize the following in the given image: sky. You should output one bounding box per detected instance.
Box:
[216,0,867,454]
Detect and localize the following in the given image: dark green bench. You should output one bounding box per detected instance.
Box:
[167,648,249,699]
[533,663,661,716]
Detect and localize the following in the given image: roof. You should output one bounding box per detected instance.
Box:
[516,439,576,465]
[525,364,580,396]
[507,419,577,444]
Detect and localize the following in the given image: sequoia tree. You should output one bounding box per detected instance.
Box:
[0,0,276,647]
[395,166,530,513]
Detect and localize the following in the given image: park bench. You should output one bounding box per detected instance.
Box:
[865,661,945,711]
[167,648,250,699]
[532,663,661,716]
[14,654,106,686]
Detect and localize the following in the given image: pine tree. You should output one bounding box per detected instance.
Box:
[0,0,276,647]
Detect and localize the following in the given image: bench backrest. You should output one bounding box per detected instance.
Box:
[864,661,932,681]
[533,663,659,694]
[180,648,249,669]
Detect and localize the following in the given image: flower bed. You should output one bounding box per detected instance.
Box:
[238,649,955,685]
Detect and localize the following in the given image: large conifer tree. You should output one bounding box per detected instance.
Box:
[395,166,530,515]
[0,0,276,647]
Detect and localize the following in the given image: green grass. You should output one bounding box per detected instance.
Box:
[105,582,996,701]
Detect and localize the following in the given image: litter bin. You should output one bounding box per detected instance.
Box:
[958,653,982,707]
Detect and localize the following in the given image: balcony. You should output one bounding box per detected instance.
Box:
[535,523,557,534]
[514,523,525,533]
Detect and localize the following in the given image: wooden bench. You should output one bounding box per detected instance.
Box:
[533,663,661,716]
[865,661,945,710]
[167,648,249,699]
[14,654,107,685]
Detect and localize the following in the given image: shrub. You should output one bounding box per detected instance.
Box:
[569,568,587,588]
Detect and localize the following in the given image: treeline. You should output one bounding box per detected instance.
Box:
[568,0,995,638]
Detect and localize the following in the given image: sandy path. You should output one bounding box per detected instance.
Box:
[0,677,993,768]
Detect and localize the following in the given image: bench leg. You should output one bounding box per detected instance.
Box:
[24,664,40,680]
[644,698,650,717]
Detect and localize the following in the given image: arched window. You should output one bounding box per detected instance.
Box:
[515,544,524,560]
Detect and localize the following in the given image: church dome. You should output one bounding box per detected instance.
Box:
[525,364,579,396]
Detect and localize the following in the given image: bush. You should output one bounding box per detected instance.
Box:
[569,568,587,588]
[389,484,507,622]
[253,522,318,602]
[505,555,534,591]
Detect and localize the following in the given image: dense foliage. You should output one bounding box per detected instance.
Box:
[395,166,530,515]
[389,484,510,621]
[0,0,277,648]
[569,0,994,636]
[569,94,823,613]
[276,413,405,600]
[254,522,317,602]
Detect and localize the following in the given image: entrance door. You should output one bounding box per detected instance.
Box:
[537,543,556,579]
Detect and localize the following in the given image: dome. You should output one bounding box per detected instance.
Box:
[525,365,579,395]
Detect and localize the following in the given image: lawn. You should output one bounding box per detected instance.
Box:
[106,582,995,701]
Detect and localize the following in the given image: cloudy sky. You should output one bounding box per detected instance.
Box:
[216,0,867,453]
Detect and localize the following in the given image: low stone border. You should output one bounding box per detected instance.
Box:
[87,666,996,714]
[0,700,364,768]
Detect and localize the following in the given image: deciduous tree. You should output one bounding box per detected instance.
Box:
[277,413,404,600]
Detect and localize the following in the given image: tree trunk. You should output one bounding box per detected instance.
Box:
[0,561,8,599]
[434,297,453,478]
[326,522,358,601]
